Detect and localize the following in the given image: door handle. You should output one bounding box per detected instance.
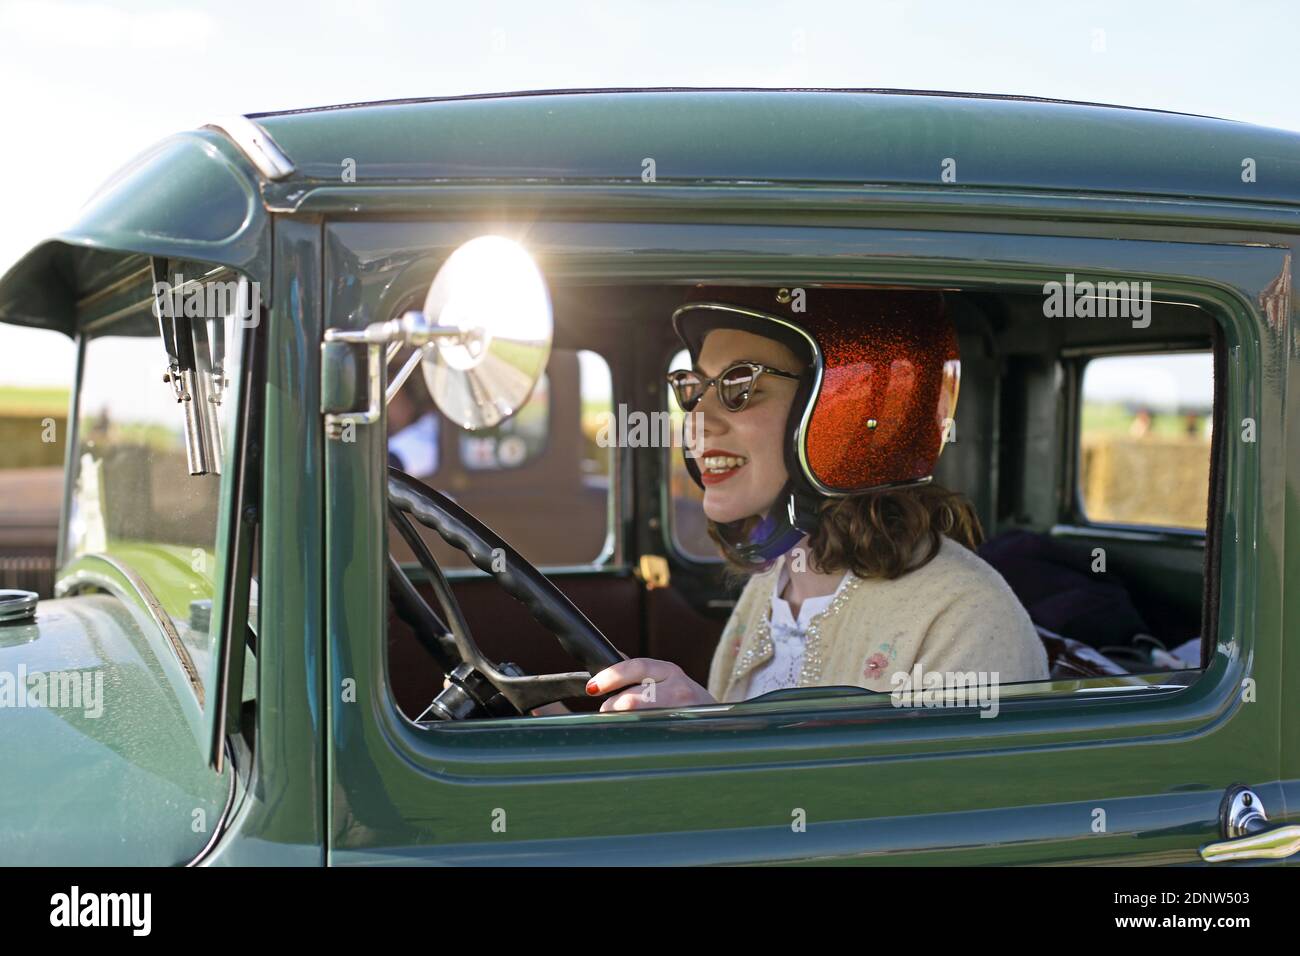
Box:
[636,554,671,590]
[1200,785,1300,863]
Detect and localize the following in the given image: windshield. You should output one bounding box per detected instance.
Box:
[66,301,245,690]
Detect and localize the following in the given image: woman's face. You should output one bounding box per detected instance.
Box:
[693,328,804,524]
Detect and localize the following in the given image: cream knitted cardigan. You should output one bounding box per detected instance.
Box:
[706,536,1050,702]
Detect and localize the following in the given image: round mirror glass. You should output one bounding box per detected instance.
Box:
[419,236,552,430]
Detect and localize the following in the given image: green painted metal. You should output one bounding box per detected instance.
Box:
[0,592,230,865]
[0,90,1293,865]
[252,90,1300,207]
[56,554,210,740]
[203,217,327,865]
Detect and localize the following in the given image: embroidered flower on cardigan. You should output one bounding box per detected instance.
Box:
[862,640,898,680]
[863,652,890,679]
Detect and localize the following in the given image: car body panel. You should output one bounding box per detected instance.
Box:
[0,592,230,865]
[253,89,1300,207]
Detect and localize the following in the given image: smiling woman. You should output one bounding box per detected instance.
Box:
[587,285,1048,711]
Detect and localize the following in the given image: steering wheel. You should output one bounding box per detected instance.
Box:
[386,467,626,719]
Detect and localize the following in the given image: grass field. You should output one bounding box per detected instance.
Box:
[1081,401,1210,440]
[0,386,71,416]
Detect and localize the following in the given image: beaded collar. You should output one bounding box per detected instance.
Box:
[728,561,862,692]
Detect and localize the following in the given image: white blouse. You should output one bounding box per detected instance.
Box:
[743,559,852,698]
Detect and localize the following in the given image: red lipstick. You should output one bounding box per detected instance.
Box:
[698,448,747,486]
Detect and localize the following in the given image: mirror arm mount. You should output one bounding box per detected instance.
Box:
[386,348,423,405]
[322,311,465,441]
[322,332,384,440]
[324,310,461,348]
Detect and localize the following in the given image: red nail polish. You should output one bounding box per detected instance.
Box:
[586,681,598,695]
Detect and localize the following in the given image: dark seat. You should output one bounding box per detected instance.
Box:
[1038,626,1129,679]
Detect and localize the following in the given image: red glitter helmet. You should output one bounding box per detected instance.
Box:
[672,286,960,566]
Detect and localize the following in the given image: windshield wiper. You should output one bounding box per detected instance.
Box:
[151,257,223,475]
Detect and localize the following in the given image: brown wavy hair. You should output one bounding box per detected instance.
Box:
[707,482,984,584]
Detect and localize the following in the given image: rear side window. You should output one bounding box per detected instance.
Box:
[1078,351,1213,530]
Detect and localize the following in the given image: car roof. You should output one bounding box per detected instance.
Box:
[247,87,1300,202]
[250,86,1233,122]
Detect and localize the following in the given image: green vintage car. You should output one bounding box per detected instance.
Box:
[0,89,1297,866]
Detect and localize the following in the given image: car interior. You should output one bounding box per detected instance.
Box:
[384,282,1220,719]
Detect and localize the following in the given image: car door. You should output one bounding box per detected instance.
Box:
[324,214,1286,865]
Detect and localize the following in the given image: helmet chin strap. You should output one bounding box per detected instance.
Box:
[714,480,824,569]
[683,447,825,568]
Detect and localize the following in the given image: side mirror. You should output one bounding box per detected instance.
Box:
[323,236,552,437]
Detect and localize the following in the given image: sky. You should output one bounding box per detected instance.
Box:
[1083,351,1213,410]
[1,0,1296,389]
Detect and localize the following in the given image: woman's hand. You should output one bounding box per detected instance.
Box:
[586,658,716,712]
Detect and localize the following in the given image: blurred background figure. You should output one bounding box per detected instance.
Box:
[1129,407,1153,438]
[387,362,440,479]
